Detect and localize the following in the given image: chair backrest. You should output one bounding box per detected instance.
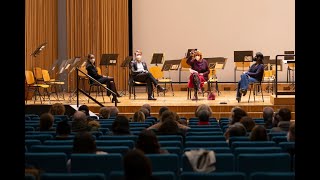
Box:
[25,70,36,85]
[78,66,87,77]
[180,172,246,180]
[25,152,68,172]
[145,154,179,173]
[33,67,43,80]
[180,58,190,69]
[250,172,295,180]
[40,173,106,180]
[41,69,51,82]
[149,66,164,79]
[96,66,102,75]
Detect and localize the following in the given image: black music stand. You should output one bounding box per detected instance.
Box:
[151,53,164,66]
[186,48,197,59]
[234,51,253,83]
[284,51,295,90]
[161,59,181,77]
[100,54,118,76]
[204,57,227,95]
[119,56,133,96]
[31,42,47,57]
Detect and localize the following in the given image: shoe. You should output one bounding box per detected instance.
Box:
[241,89,247,96]
[236,96,241,103]
[111,97,120,103]
[148,96,157,100]
[191,96,198,101]
[116,93,123,98]
[156,85,166,92]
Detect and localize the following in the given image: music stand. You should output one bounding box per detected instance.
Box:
[31,42,47,57]
[100,54,118,76]
[160,59,181,96]
[151,53,164,66]
[284,51,295,90]
[234,51,253,83]
[119,56,133,96]
[204,57,227,95]
[186,48,197,59]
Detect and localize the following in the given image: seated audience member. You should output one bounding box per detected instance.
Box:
[263,107,274,129]
[49,103,66,115]
[287,122,295,142]
[195,104,213,118]
[173,111,188,126]
[141,104,151,117]
[55,120,71,140]
[224,122,247,143]
[139,108,150,120]
[123,149,159,180]
[135,130,168,154]
[239,116,256,132]
[132,111,145,122]
[250,125,268,141]
[67,131,107,171]
[157,106,169,121]
[98,107,111,119]
[71,111,90,132]
[271,108,292,132]
[197,110,210,125]
[109,106,119,118]
[111,115,131,135]
[38,113,55,131]
[78,105,90,116]
[229,106,248,125]
[156,119,185,137]
[148,110,189,131]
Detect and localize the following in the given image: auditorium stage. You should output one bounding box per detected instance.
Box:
[25,90,295,119]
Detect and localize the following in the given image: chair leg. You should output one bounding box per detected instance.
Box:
[88,86,92,103]
[260,84,264,102]
[170,82,174,96]
[248,84,252,103]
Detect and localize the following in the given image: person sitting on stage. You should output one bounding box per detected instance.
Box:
[186,50,209,100]
[130,50,166,100]
[236,52,265,102]
[86,53,121,103]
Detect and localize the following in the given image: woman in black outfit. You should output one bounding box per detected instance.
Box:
[86,53,121,103]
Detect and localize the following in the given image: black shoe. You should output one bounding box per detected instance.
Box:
[111,97,120,103]
[236,96,241,103]
[156,85,166,92]
[116,93,122,98]
[241,89,247,96]
[148,96,157,100]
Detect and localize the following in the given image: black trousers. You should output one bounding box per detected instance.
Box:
[133,72,158,97]
[97,76,118,97]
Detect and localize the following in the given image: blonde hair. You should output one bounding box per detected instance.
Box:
[133,111,145,122]
[194,51,203,59]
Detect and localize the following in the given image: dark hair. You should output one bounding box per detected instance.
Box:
[112,116,131,135]
[231,107,248,125]
[72,132,96,153]
[278,108,291,121]
[136,130,161,154]
[56,120,71,135]
[160,110,175,122]
[133,111,145,122]
[225,122,247,140]
[39,113,54,131]
[198,110,210,122]
[124,149,152,180]
[78,105,90,116]
[158,119,179,134]
[141,104,151,116]
[250,125,268,141]
[140,107,150,118]
[158,106,169,117]
[240,116,256,132]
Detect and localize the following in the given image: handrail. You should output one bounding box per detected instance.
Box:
[76,67,118,107]
[275,54,295,97]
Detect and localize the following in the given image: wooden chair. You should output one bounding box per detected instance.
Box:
[128,61,150,100]
[149,66,174,96]
[25,70,51,104]
[42,69,65,101]
[88,67,108,103]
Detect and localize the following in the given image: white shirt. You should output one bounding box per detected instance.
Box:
[136,62,144,72]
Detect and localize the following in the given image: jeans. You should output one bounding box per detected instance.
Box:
[236,73,259,97]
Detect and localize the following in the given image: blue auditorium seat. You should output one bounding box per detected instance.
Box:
[145,154,179,174]
[110,171,176,180]
[25,152,67,172]
[233,147,283,156]
[250,172,295,180]
[185,141,229,148]
[95,140,135,149]
[186,135,226,142]
[180,172,246,180]
[40,173,106,180]
[98,135,138,142]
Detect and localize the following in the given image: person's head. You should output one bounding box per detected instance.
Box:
[124,149,152,180]
[56,120,71,136]
[159,110,175,122]
[158,119,179,134]
[49,103,65,115]
[287,122,295,142]
[135,50,143,62]
[278,108,292,122]
[230,107,248,125]
[39,113,54,131]
[142,104,151,115]
[72,111,87,123]
[198,110,210,122]
[195,104,213,117]
[99,107,110,119]
[87,53,95,64]
[136,130,161,154]
[133,111,145,122]
[254,52,264,64]
[263,107,274,126]
[250,125,268,141]
[72,132,96,153]
[110,106,119,117]
[225,122,247,140]
[139,108,150,118]
[78,105,90,116]
[194,50,203,61]
[272,112,281,127]
[158,106,169,119]
[240,116,256,132]
[112,116,130,135]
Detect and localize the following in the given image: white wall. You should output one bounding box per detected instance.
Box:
[132,0,295,82]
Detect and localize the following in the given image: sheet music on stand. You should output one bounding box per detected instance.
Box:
[161,59,181,79]
[204,57,227,69]
[186,48,197,59]
[69,57,82,73]
[101,54,118,66]
[151,53,164,65]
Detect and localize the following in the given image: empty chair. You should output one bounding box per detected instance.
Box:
[237,153,291,175]
[228,136,250,146]
[40,173,106,180]
[25,173,36,180]
[250,172,295,180]
[185,141,229,148]
[44,140,73,145]
[161,147,181,155]
[95,140,135,149]
[157,135,183,142]
[110,171,176,180]
[233,147,283,156]
[278,142,295,155]
[188,128,222,132]
[25,139,41,152]
[186,136,226,142]
[186,131,223,136]
[231,141,277,150]
[182,153,235,172]
[145,154,179,174]
[180,172,246,180]
[268,132,287,140]
[25,152,67,172]
[25,134,54,143]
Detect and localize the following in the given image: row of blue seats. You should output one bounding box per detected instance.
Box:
[26,171,295,180]
[25,152,294,175]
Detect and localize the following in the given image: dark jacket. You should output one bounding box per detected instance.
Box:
[131,60,148,76]
[86,62,102,80]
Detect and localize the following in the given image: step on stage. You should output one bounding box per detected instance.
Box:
[25,90,295,120]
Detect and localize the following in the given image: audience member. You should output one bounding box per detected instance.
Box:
[250,125,268,141]
[195,104,213,118]
[49,103,65,115]
[132,111,145,122]
[112,115,131,135]
[197,110,210,125]
[287,122,295,142]
[71,111,90,132]
[39,113,55,131]
[110,106,119,118]
[55,120,71,140]
[229,107,248,125]
[135,130,168,154]
[240,116,256,132]
[98,107,110,119]
[263,107,274,129]
[271,108,291,132]
[224,122,247,143]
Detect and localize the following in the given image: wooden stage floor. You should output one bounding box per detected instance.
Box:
[26,90,295,119]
